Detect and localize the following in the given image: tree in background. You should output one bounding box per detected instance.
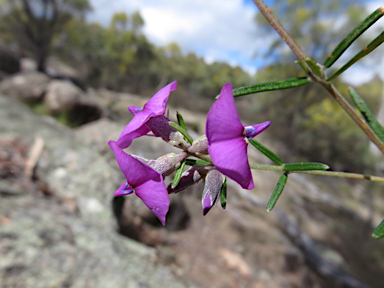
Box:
[0,0,91,72]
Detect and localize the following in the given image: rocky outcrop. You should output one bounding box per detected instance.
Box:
[0,71,50,103]
[1,90,383,288]
[44,79,104,125]
[0,94,197,288]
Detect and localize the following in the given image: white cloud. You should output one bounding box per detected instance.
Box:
[87,0,267,71]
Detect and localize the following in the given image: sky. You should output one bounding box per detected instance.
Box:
[87,0,384,85]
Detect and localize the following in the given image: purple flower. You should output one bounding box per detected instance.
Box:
[206,83,271,190]
[109,141,170,225]
[117,81,178,149]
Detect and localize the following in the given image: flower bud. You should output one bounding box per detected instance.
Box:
[168,131,190,150]
[202,169,224,215]
[146,115,177,141]
[147,152,187,177]
[188,135,209,154]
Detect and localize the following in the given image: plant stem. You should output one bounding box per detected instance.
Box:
[323,83,384,154]
[294,170,384,182]
[251,0,308,66]
[250,163,284,171]
[250,163,384,183]
[189,153,212,164]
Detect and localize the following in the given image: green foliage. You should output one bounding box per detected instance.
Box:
[47,11,252,111]
[0,0,91,71]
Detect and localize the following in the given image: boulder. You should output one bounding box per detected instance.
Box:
[44,80,83,113]
[0,71,49,103]
[45,80,104,126]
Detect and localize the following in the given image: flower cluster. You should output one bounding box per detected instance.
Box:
[109,81,270,225]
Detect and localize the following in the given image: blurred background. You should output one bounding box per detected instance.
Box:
[0,0,384,287]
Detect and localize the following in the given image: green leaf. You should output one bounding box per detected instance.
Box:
[372,219,384,239]
[168,122,193,144]
[248,139,284,165]
[185,159,210,166]
[220,178,227,209]
[324,8,384,68]
[305,58,322,77]
[349,87,384,143]
[267,173,288,212]
[171,160,186,189]
[283,162,329,171]
[176,111,187,130]
[295,60,309,73]
[226,77,309,98]
[327,30,384,81]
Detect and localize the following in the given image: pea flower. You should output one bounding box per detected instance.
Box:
[206,83,271,190]
[109,141,170,225]
[117,81,178,149]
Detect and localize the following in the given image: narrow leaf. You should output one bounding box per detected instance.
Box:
[176,111,187,130]
[295,60,309,73]
[372,219,384,239]
[327,30,384,81]
[171,160,186,189]
[185,159,210,166]
[220,178,227,209]
[283,162,329,171]
[349,87,384,143]
[305,58,322,77]
[267,173,288,212]
[324,8,384,68]
[168,122,193,144]
[223,77,309,98]
[248,139,284,165]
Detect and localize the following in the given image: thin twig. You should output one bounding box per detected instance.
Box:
[251,0,308,65]
[294,170,384,182]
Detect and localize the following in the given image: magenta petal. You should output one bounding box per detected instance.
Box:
[117,124,151,149]
[208,138,254,190]
[206,83,244,143]
[143,81,177,115]
[109,141,170,225]
[135,179,170,226]
[116,82,177,148]
[109,141,160,187]
[203,194,212,216]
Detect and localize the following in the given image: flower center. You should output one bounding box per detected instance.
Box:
[244,121,272,139]
[244,125,258,138]
[122,183,134,194]
[114,182,134,197]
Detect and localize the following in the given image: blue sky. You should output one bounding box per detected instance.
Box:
[87,0,384,84]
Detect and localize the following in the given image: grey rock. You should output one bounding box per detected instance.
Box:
[0,94,197,288]
[45,80,83,113]
[0,71,50,103]
[45,80,104,126]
